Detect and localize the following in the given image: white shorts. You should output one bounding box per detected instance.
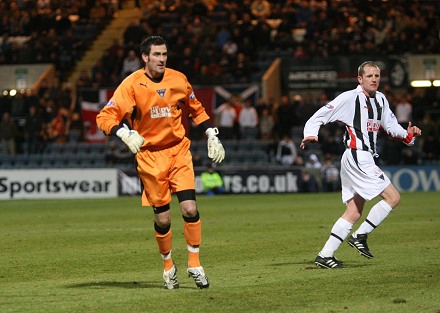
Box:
[340,149,391,203]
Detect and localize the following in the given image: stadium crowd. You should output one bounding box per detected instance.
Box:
[0,0,439,166]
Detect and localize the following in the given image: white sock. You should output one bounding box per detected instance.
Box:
[187,245,199,253]
[161,251,172,260]
[319,217,353,257]
[354,200,392,237]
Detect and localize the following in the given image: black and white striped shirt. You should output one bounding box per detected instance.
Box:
[303,85,414,156]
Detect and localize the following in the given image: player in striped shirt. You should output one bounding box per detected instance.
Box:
[301,61,422,268]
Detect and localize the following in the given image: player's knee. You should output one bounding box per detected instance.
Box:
[183,210,200,223]
[155,216,171,228]
[180,201,198,217]
[383,186,401,208]
[344,210,362,223]
[154,221,170,234]
[390,193,400,208]
[153,204,171,227]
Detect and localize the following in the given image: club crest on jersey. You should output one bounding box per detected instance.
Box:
[325,104,334,109]
[156,89,166,98]
[151,105,171,118]
[367,119,380,132]
[106,100,116,107]
[190,92,195,100]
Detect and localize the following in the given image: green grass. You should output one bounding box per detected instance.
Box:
[0,192,439,313]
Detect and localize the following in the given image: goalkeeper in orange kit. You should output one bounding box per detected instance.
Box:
[96,36,225,289]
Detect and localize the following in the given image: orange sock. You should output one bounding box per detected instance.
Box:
[187,249,200,268]
[163,256,174,271]
[184,220,202,268]
[155,229,173,271]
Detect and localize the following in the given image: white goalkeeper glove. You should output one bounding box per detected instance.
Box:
[205,127,225,163]
[116,124,144,154]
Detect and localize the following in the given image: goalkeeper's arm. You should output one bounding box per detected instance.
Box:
[111,123,144,154]
[201,121,225,164]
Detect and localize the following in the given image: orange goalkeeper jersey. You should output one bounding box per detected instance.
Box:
[96,68,210,151]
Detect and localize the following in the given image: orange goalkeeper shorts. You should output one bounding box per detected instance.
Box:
[136,137,195,207]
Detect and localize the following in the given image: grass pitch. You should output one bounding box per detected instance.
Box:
[0,192,439,313]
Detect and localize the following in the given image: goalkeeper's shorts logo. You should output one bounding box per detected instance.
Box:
[106,100,116,107]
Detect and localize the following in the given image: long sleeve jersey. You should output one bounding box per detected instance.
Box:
[303,85,414,156]
[96,68,210,151]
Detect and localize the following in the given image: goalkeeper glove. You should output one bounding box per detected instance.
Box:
[116,124,144,154]
[205,127,225,163]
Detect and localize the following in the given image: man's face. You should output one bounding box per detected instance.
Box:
[358,65,380,97]
[143,44,167,77]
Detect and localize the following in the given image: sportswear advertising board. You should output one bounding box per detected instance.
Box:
[0,169,118,200]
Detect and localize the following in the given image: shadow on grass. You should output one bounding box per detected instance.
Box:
[268,261,373,270]
[65,281,193,289]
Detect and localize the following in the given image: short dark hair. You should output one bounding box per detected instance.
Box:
[358,61,380,77]
[139,36,168,55]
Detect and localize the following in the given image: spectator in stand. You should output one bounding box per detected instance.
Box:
[410,88,426,123]
[89,0,106,21]
[45,103,69,143]
[0,33,13,63]
[0,112,17,155]
[419,113,438,139]
[295,0,313,28]
[276,134,297,166]
[194,64,213,85]
[395,93,412,128]
[91,59,108,84]
[305,153,322,170]
[122,21,147,48]
[121,49,142,79]
[222,38,238,60]
[215,25,231,49]
[255,96,270,117]
[231,95,243,140]
[200,163,224,196]
[107,38,125,59]
[321,156,340,192]
[66,111,83,143]
[105,139,134,165]
[76,70,92,88]
[300,93,321,124]
[192,150,203,167]
[298,169,319,193]
[276,95,296,139]
[10,90,26,117]
[321,130,345,158]
[238,99,259,140]
[214,97,237,140]
[421,132,439,163]
[231,52,253,83]
[401,147,419,165]
[91,71,107,88]
[293,45,306,59]
[250,0,272,19]
[291,94,304,127]
[259,107,274,140]
[176,46,196,80]
[23,105,44,154]
[252,18,273,51]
